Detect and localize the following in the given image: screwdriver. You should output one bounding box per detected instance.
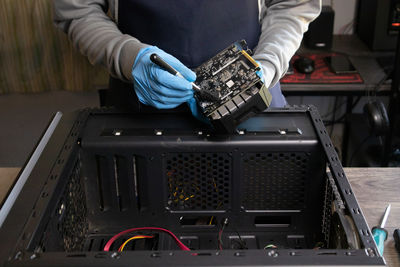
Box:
[150,53,202,92]
[150,53,221,102]
[394,229,400,254]
[372,204,391,256]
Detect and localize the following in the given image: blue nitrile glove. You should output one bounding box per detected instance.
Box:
[187,97,211,125]
[255,61,265,82]
[132,46,196,109]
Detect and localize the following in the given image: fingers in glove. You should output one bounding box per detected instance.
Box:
[137,87,191,108]
[150,87,193,104]
[151,84,194,99]
[163,54,197,82]
[136,88,153,106]
[152,68,194,93]
[150,99,185,109]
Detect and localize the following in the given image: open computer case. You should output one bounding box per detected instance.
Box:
[0,106,385,266]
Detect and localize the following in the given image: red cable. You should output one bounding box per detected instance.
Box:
[103,227,190,251]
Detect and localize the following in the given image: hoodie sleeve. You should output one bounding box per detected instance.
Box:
[53,0,148,82]
[253,0,321,88]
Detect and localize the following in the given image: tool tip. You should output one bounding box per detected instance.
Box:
[192,83,201,92]
[386,204,391,211]
[380,204,391,228]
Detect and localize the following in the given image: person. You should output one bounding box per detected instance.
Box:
[53,0,321,119]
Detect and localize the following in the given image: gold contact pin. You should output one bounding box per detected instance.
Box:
[240,50,259,68]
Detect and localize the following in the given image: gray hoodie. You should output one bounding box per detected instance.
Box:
[53,0,321,89]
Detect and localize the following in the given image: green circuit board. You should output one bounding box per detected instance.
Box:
[194,40,262,115]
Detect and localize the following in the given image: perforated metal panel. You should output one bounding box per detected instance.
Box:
[322,173,345,245]
[165,153,231,210]
[322,175,334,245]
[242,152,310,210]
[57,161,88,251]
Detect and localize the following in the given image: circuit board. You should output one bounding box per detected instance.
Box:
[195,40,263,115]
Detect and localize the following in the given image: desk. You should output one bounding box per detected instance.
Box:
[282,35,395,164]
[0,167,399,266]
[347,168,400,267]
[282,35,393,95]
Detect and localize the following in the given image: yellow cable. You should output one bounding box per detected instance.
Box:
[119,235,154,252]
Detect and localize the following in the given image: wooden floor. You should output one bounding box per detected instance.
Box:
[0,168,19,203]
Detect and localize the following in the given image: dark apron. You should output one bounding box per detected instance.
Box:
[108,0,284,111]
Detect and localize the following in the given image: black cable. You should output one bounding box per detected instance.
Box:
[323,57,390,125]
[233,227,247,249]
[322,98,347,120]
[332,72,387,125]
[215,219,221,250]
[344,73,391,161]
[324,96,362,126]
[333,96,362,123]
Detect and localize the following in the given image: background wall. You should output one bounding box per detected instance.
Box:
[0,0,108,94]
[322,0,358,35]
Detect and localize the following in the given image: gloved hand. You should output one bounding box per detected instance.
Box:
[255,60,277,107]
[187,97,211,125]
[132,46,196,109]
[255,61,265,82]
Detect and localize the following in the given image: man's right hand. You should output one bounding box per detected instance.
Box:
[132,46,196,109]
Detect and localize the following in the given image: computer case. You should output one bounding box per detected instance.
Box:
[357,0,398,51]
[0,107,385,266]
[304,6,335,50]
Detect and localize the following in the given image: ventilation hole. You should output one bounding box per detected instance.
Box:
[242,152,309,210]
[353,208,360,214]
[56,161,87,252]
[165,153,231,210]
[362,229,370,236]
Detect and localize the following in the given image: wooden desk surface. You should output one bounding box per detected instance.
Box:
[345,168,400,267]
[0,167,399,266]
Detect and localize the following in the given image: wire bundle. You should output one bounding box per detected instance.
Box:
[118,235,154,252]
[103,227,190,252]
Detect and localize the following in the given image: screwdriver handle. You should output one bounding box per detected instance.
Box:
[150,53,179,76]
[372,227,388,256]
[394,229,400,253]
[150,53,202,93]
